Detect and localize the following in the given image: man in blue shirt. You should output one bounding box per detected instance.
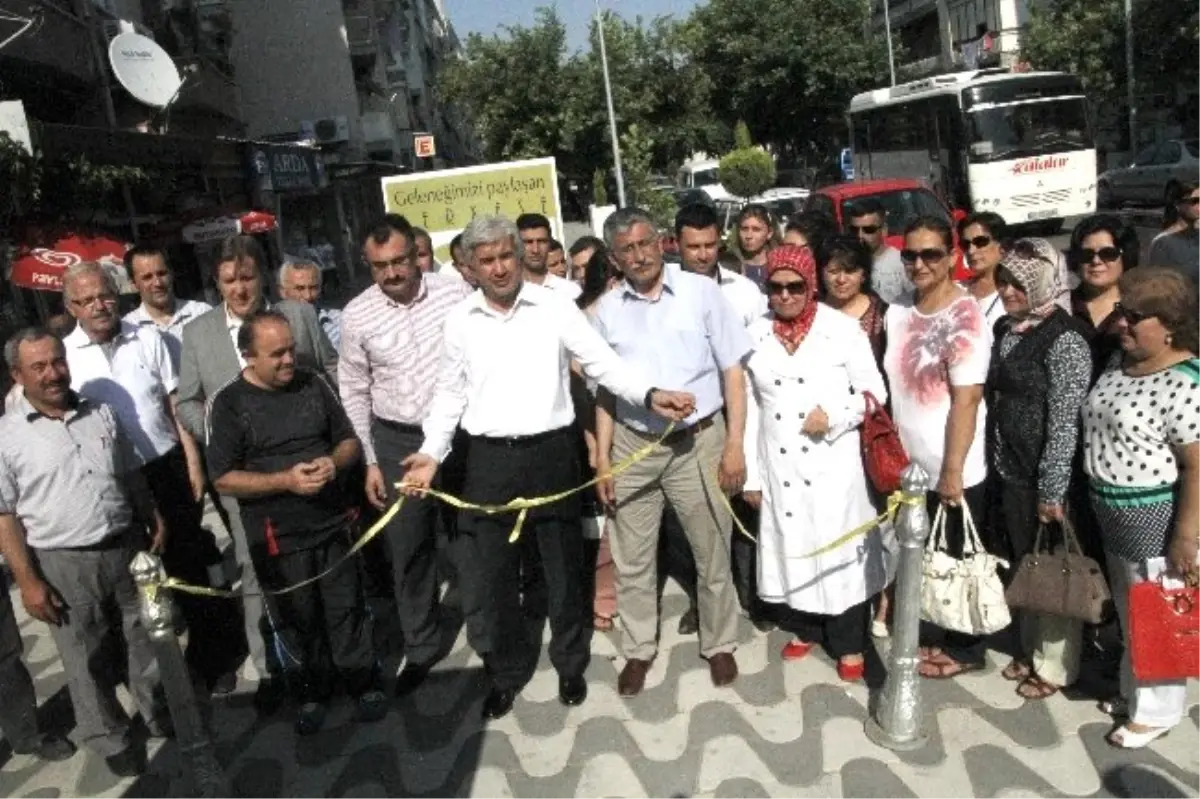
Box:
[592,207,752,696]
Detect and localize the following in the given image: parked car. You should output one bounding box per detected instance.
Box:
[804,178,970,280]
[1098,139,1199,207]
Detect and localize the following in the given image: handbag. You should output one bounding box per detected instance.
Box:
[860,391,910,494]
[1128,577,1200,682]
[1004,518,1112,624]
[921,503,1011,635]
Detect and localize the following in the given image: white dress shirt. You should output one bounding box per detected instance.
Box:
[64,321,180,466]
[716,266,768,328]
[124,298,212,371]
[419,281,652,462]
[224,302,271,369]
[542,272,583,302]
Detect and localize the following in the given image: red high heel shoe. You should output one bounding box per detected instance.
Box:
[837,659,865,682]
[781,640,815,661]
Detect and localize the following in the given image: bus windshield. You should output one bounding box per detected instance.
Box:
[966,97,1090,163]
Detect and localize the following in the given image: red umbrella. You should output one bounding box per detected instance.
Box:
[8,233,130,292]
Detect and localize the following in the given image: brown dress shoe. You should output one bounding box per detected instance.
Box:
[618,658,653,697]
[708,652,738,687]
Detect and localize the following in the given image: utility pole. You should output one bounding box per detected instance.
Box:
[1124,0,1137,152]
[882,0,896,86]
[596,0,626,207]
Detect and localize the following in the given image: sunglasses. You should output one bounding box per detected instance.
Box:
[900,248,948,265]
[964,235,994,250]
[1114,302,1154,326]
[850,224,881,235]
[766,280,807,297]
[1182,196,1200,206]
[1075,246,1122,264]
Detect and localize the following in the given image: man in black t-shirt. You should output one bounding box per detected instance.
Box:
[206,311,384,735]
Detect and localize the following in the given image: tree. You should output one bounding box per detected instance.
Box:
[622,123,676,227]
[688,0,893,161]
[718,124,776,199]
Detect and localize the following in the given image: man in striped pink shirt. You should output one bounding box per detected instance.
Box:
[338,214,473,695]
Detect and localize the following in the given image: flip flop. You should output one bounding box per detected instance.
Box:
[1016,675,1060,700]
[1002,659,1032,681]
[918,654,984,679]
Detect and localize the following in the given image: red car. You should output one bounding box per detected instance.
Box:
[804,178,971,281]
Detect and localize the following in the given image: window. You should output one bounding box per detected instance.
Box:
[1154,141,1182,165]
[1132,144,1160,167]
[805,194,836,218]
[966,97,1091,162]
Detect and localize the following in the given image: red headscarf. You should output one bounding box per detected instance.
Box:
[766,244,819,352]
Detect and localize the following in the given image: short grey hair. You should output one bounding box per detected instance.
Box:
[461,215,524,264]
[62,260,120,298]
[603,207,658,249]
[277,256,320,287]
[4,326,60,372]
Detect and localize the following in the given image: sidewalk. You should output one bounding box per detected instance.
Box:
[2,504,1197,797]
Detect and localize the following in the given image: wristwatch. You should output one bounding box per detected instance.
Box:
[643,387,658,409]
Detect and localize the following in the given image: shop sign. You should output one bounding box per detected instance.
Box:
[247,143,327,193]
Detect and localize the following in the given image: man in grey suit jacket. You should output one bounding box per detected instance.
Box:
[176,235,337,713]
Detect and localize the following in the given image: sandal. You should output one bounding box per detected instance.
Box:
[593,615,615,632]
[1016,675,1060,700]
[918,646,943,662]
[1002,659,1032,682]
[918,653,984,679]
[1107,723,1171,749]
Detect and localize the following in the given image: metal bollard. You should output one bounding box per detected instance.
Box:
[130,552,228,797]
[865,464,932,751]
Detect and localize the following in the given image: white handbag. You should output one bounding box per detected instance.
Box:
[920,504,1011,636]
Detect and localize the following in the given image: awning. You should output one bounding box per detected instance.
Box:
[8,233,131,292]
[181,210,278,244]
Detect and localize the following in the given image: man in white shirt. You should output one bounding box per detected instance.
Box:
[122,245,212,372]
[62,261,241,694]
[400,215,694,721]
[847,198,914,307]
[518,212,582,301]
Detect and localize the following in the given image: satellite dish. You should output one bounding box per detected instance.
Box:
[108,32,182,109]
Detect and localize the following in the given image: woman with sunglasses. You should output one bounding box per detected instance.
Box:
[1082,267,1199,749]
[741,245,889,682]
[987,250,1092,700]
[1069,214,1142,386]
[957,212,1009,329]
[885,216,993,679]
[736,204,778,285]
[1146,179,1199,283]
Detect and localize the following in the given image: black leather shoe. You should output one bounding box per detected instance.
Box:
[677,607,699,635]
[481,687,517,720]
[558,675,587,706]
[394,663,431,697]
[253,677,287,716]
[105,746,145,777]
[14,734,75,762]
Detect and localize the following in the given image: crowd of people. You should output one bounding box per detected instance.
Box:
[0,179,1196,777]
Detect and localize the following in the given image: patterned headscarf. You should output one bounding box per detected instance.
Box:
[1011,237,1071,310]
[766,245,819,352]
[999,247,1060,332]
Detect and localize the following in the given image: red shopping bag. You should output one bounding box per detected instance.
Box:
[1128,579,1200,682]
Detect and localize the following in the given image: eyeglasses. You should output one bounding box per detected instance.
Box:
[1114,302,1154,327]
[1075,246,1122,264]
[849,224,881,235]
[964,235,994,250]
[766,280,807,297]
[900,248,948,265]
[366,254,416,271]
[1182,196,1200,206]
[69,293,117,309]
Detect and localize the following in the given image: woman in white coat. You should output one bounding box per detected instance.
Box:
[741,245,891,682]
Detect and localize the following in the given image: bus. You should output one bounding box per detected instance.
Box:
[848,69,1096,232]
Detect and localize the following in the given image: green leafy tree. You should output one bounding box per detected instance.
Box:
[688,0,893,161]
[592,168,609,206]
[719,148,775,199]
[622,123,676,228]
[733,120,753,150]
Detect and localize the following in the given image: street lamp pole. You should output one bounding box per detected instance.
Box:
[1124,0,1137,151]
[596,0,627,207]
[882,0,896,86]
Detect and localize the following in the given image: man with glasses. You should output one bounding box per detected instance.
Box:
[592,207,752,697]
[339,214,472,696]
[1148,180,1199,283]
[846,198,913,306]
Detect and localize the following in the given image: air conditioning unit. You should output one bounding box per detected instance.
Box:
[300,116,351,144]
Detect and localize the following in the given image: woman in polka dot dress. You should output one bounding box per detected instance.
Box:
[1082,267,1200,749]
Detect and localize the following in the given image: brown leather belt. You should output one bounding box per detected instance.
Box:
[635,412,718,446]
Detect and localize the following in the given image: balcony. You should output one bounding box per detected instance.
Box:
[344,0,378,62]
[0,0,96,88]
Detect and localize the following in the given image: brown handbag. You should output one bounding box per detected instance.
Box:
[1004,517,1112,624]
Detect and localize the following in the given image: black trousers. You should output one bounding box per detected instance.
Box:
[658,500,763,618]
[0,572,39,750]
[657,508,698,604]
[142,445,246,687]
[457,427,589,691]
[774,599,871,659]
[254,532,380,704]
[918,483,990,666]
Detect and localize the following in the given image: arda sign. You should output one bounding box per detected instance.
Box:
[247,143,327,193]
[1010,155,1068,176]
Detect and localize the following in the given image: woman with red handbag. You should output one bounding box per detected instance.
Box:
[740,245,891,682]
[1082,267,1200,749]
